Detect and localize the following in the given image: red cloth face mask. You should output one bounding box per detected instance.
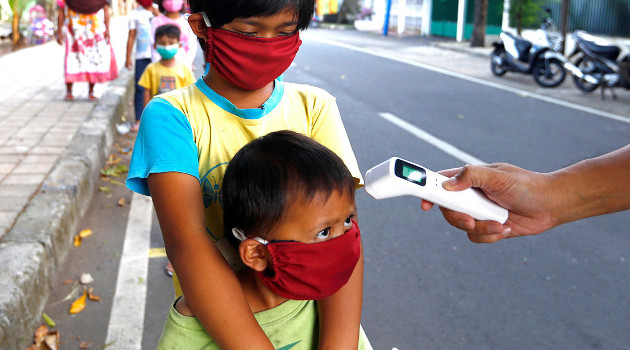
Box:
[234,221,361,300]
[201,13,302,90]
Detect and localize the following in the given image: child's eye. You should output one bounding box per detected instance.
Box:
[344,215,354,228]
[315,228,331,240]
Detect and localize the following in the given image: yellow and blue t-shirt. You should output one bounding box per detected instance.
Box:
[127,77,362,279]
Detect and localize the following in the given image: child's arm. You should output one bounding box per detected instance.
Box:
[147,172,275,350]
[125,29,136,70]
[103,4,110,41]
[142,89,152,109]
[317,228,364,349]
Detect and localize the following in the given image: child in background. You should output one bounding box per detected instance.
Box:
[126,0,365,347]
[150,0,197,70]
[125,0,157,132]
[139,24,195,109]
[156,131,372,349]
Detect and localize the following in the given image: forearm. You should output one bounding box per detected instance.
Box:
[148,173,273,349]
[125,30,136,63]
[550,145,630,227]
[170,237,274,350]
[318,242,364,349]
[143,89,152,108]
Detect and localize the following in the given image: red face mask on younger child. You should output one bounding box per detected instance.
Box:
[234,221,361,300]
[205,27,302,90]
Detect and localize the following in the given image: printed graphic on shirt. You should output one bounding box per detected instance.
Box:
[158,76,176,94]
[276,341,301,350]
[201,162,228,240]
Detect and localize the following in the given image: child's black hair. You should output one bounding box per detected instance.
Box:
[223,130,355,247]
[154,24,181,42]
[189,0,314,30]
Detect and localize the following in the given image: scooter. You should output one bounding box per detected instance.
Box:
[491,31,566,88]
[568,30,630,99]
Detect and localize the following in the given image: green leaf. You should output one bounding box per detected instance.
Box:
[42,312,56,327]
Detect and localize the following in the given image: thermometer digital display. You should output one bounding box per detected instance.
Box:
[365,157,508,224]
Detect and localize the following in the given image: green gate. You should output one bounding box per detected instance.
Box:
[431,0,504,39]
[430,0,459,37]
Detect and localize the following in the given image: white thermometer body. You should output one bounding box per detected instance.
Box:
[364,157,508,224]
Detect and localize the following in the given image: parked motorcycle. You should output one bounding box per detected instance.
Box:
[491,31,567,88]
[568,30,630,98]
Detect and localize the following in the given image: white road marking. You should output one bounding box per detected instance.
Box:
[309,37,630,125]
[379,112,486,165]
[105,192,154,349]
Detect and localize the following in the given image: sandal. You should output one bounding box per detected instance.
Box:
[165,260,174,277]
[64,93,75,101]
[88,93,99,102]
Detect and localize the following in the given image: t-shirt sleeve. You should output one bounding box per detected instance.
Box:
[128,13,137,30]
[311,97,364,187]
[138,66,152,90]
[126,98,200,196]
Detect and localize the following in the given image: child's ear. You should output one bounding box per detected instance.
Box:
[187,13,208,40]
[239,239,269,272]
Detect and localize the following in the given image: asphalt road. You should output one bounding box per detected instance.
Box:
[43,29,630,349]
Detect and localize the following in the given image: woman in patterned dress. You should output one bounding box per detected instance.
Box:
[56,0,118,101]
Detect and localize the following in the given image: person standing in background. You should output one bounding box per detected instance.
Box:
[126,0,158,132]
[56,0,118,101]
[150,0,197,71]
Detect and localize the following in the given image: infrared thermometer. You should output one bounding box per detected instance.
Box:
[364,157,508,223]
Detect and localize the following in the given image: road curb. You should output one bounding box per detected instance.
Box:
[0,69,134,349]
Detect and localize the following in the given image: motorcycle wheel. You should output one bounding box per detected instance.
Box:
[532,58,566,88]
[571,57,599,92]
[490,51,508,76]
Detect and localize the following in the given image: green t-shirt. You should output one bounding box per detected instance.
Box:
[157,298,372,350]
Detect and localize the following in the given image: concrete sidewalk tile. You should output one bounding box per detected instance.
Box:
[0,184,39,197]
[0,146,30,155]
[4,138,39,148]
[0,211,18,230]
[0,155,24,163]
[2,173,47,185]
[12,163,51,174]
[21,154,58,165]
[39,134,75,147]
[0,196,30,211]
[29,146,66,155]
[0,164,16,173]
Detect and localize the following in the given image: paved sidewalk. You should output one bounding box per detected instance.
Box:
[0,16,132,348]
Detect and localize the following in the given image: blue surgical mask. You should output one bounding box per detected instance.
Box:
[156,44,179,60]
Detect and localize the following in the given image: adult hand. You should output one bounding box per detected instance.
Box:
[125,58,133,70]
[56,32,63,45]
[421,163,556,243]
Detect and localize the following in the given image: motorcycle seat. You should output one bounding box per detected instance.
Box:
[502,32,532,59]
[575,31,621,61]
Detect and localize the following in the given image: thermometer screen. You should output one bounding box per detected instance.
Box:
[394,159,426,186]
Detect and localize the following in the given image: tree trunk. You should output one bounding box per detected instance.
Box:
[471,0,488,47]
[11,10,21,45]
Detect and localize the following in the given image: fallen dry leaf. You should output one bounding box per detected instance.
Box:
[87,287,101,301]
[73,235,82,247]
[69,290,87,314]
[79,341,94,349]
[80,273,94,285]
[26,325,59,350]
[117,198,125,207]
[79,229,93,238]
[34,324,48,343]
[44,332,60,350]
[62,279,74,285]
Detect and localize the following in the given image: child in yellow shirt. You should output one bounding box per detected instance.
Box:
[137,24,195,128]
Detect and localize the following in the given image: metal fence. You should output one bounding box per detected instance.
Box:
[543,0,630,37]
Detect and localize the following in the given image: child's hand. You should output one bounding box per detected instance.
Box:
[125,58,133,70]
[56,33,63,45]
